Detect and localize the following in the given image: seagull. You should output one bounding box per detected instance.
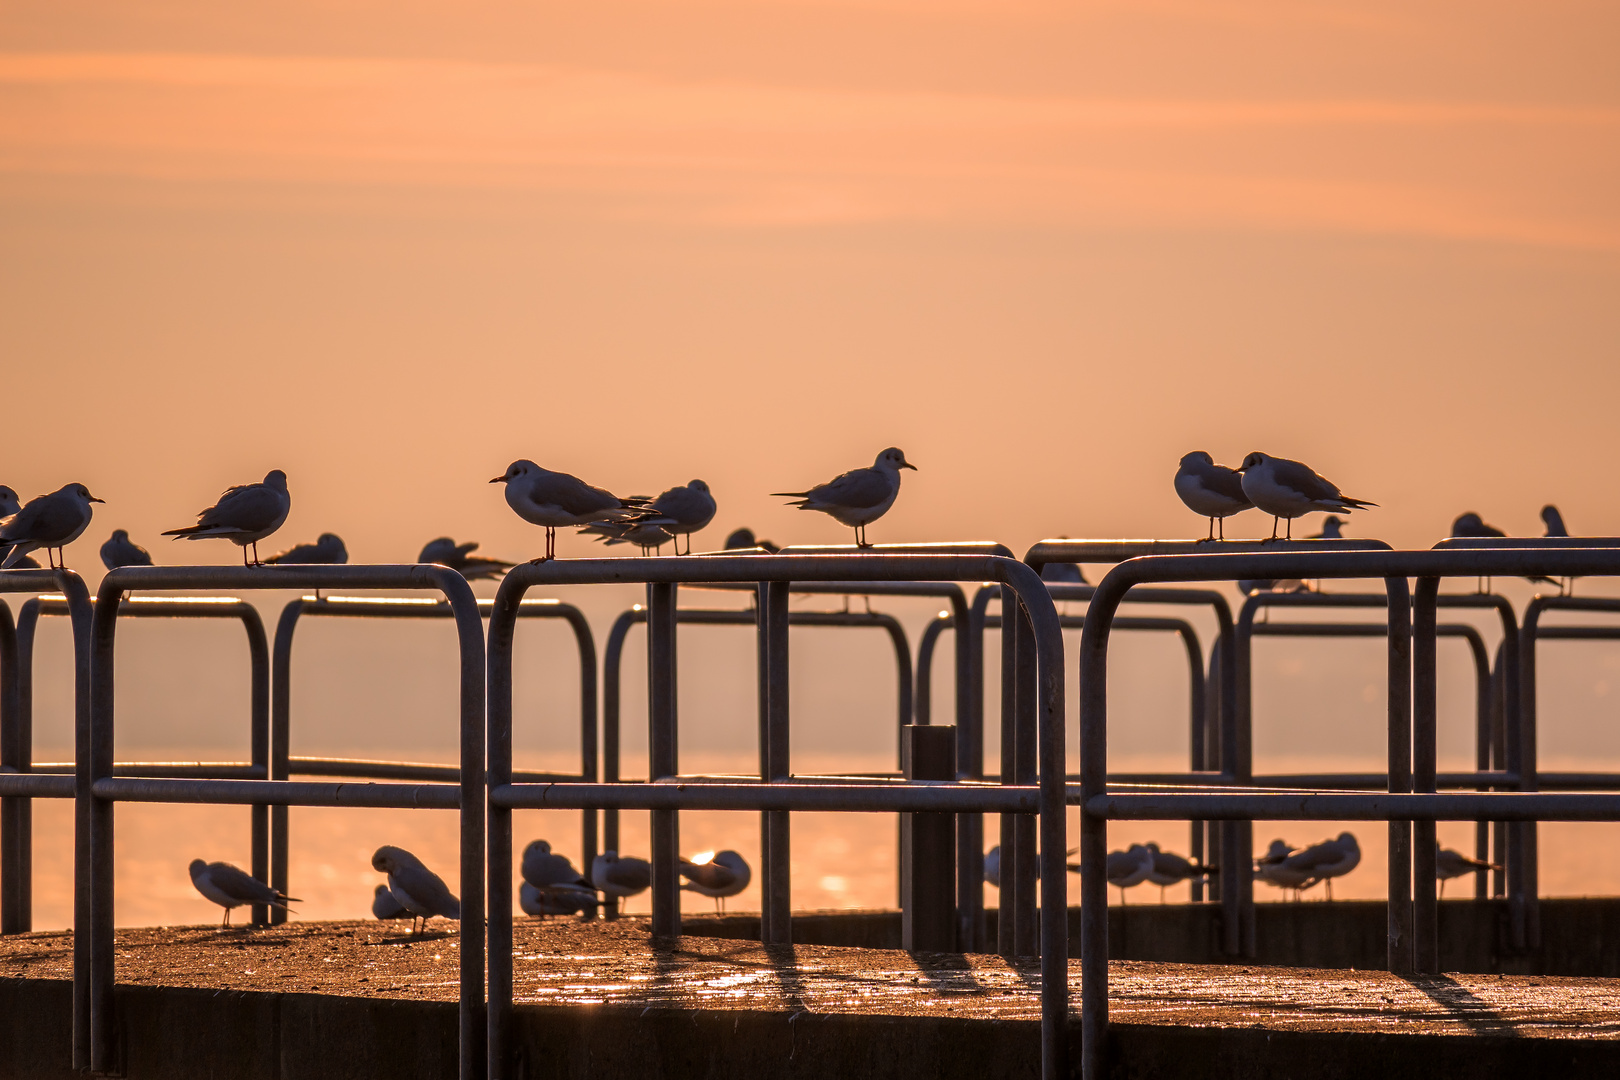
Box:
[1450,512,1503,539]
[188,858,299,928]
[371,845,460,935]
[1436,847,1500,899]
[520,840,592,890]
[725,527,779,553]
[1542,505,1569,538]
[520,880,600,919]
[265,532,348,565]
[1041,562,1086,585]
[418,537,516,581]
[590,851,652,908]
[1106,844,1154,905]
[578,519,673,555]
[1281,832,1360,901]
[982,845,1001,888]
[773,448,917,547]
[679,850,751,913]
[100,529,153,570]
[634,480,717,556]
[1237,578,1305,595]
[163,470,290,566]
[1254,839,1312,900]
[489,460,645,562]
[0,484,104,569]
[372,882,411,921]
[1174,452,1254,541]
[1144,842,1212,904]
[1310,515,1346,540]
[0,486,19,519]
[1237,453,1376,541]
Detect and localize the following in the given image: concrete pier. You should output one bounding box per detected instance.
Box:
[3,917,1620,1078]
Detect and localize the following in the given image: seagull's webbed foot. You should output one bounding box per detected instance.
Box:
[527,554,555,565]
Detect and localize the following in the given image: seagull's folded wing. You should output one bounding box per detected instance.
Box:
[806,468,892,510]
[536,473,630,518]
[200,484,287,532]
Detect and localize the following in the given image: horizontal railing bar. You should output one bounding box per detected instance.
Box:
[91,777,460,809]
[490,781,1040,813]
[284,757,581,784]
[29,762,265,780]
[1096,771,1517,788]
[0,774,76,798]
[1087,792,1620,821]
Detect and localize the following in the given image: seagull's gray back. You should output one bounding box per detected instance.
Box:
[530,470,626,517]
[204,861,282,904]
[1268,457,1343,501]
[807,466,893,510]
[0,489,90,546]
[201,482,289,532]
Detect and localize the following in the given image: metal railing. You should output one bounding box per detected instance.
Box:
[1076,546,1620,1080]
[268,594,596,924]
[485,553,1069,1080]
[86,565,486,1080]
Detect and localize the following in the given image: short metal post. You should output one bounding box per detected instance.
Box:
[1386,575,1414,974]
[1010,597,1039,957]
[762,581,791,944]
[88,587,119,1073]
[901,724,956,951]
[647,583,679,938]
[0,602,21,935]
[1412,577,1439,974]
[997,587,1018,956]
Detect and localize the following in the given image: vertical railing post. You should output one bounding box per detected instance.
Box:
[486,589,518,1080]
[997,586,1018,956]
[761,580,791,944]
[647,583,680,938]
[901,724,956,951]
[87,581,119,1074]
[269,602,300,924]
[1010,596,1039,957]
[241,609,271,926]
[0,602,20,935]
[1412,578,1439,974]
[1385,575,1414,974]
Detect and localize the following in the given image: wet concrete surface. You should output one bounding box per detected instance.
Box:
[2,916,1620,1040]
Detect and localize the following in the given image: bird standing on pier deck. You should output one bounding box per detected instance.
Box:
[1436,848,1500,898]
[372,883,411,921]
[100,529,153,570]
[265,532,348,565]
[418,537,516,580]
[490,460,645,562]
[1144,843,1212,904]
[163,470,290,566]
[982,845,1002,888]
[1106,844,1155,904]
[1237,453,1375,541]
[1281,832,1361,901]
[773,448,917,547]
[1174,452,1253,541]
[522,840,593,890]
[1,483,104,569]
[634,480,717,555]
[371,846,460,935]
[679,850,751,912]
[520,881,600,919]
[1255,839,1311,899]
[591,851,652,909]
[189,858,299,927]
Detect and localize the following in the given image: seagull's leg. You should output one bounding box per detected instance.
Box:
[1269,517,1279,541]
[1285,518,1294,541]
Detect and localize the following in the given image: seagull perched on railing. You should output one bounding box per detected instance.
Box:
[1174,452,1254,541]
[632,480,717,556]
[189,858,299,927]
[578,519,674,555]
[1538,505,1573,594]
[1,483,104,569]
[265,532,347,565]
[163,470,290,566]
[725,527,779,553]
[773,448,917,547]
[372,845,460,935]
[418,537,516,580]
[679,850,751,912]
[490,460,646,562]
[100,529,153,570]
[1237,453,1375,541]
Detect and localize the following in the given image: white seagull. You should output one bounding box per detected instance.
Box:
[1436,847,1500,899]
[679,850,751,912]
[265,532,348,565]
[1,483,104,569]
[520,881,600,919]
[578,519,674,555]
[1281,832,1361,901]
[1174,452,1254,541]
[1237,453,1375,541]
[100,529,153,570]
[773,448,917,547]
[982,845,1002,888]
[1144,842,1212,904]
[521,840,592,890]
[418,537,516,581]
[1255,839,1312,899]
[163,470,291,566]
[490,460,645,562]
[590,851,652,908]
[1106,844,1155,905]
[371,845,461,935]
[634,480,717,555]
[188,858,299,927]
[372,882,411,921]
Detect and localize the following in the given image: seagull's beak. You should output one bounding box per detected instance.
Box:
[89,496,105,503]
[489,475,506,484]
[902,462,918,471]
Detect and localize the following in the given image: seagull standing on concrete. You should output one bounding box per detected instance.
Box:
[418,537,516,581]
[521,840,593,890]
[1106,844,1155,905]
[265,532,347,565]
[372,883,411,921]
[635,480,717,556]
[490,460,645,562]
[1144,843,1212,904]
[1254,839,1312,900]
[1281,832,1360,901]
[100,529,153,570]
[1174,452,1254,541]
[1436,847,1500,899]
[371,845,460,935]
[520,880,600,919]
[773,448,917,547]
[163,470,290,566]
[189,858,299,927]
[679,850,751,913]
[591,851,652,910]
[0,484,104,569]
[1237,453,1375,541]
[982,845,1002,888]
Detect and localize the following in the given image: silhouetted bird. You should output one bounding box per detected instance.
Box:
[189,858,298,927]
[725,527,779,553]
[1174,452,1253,541]
[1309,515,1345,540]
[100,529,153,570]
[418,537,516,580]
[1542,505,1569,538]
[371,845,460,936]
[635,480,717,556]
[163,470,290,566]
[265,532,347,565]
[1041,562,1086,585]
[1436,847,1500,898]
[1,484,104,569]
[679,850,751,913]
[1238,453,1375,541]
[773,448,917,547]
[490,460,645,562]
[1450,512,1503,539]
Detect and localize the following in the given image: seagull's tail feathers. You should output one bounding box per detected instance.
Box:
[162,524,233,539]
[770,491,811,499]
[1334,497,1378,511]
[1,544,35,570]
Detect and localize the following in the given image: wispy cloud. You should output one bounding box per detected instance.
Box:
[1,52,1615,248]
